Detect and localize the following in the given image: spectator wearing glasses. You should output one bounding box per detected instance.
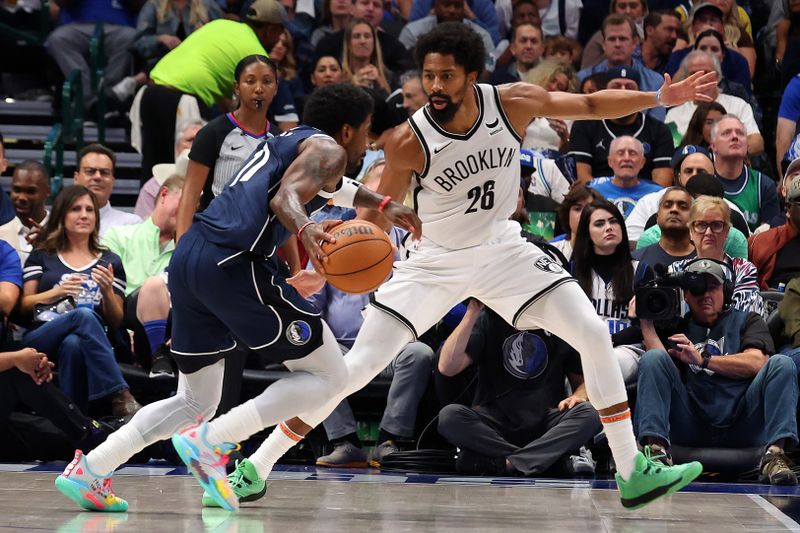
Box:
[634,172,750,259]
[72,144,142,237]
[669,195,764,316]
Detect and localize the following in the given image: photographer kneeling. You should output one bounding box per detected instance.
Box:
[634,259,799,485]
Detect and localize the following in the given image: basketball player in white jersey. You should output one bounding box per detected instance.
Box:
[185,23,717,511]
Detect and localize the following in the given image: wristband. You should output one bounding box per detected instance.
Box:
[378,195,392,213]
[700,351,711,369]
[316,176,360,208]
[654,88,662,105]
[297,220,314,239]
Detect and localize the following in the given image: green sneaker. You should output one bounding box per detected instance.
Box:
[202,459,266,508]
[615,446,702,510]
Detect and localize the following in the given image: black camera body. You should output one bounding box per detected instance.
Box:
[635,268,708,321]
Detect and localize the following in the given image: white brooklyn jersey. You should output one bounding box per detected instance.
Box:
[408,84,522,249]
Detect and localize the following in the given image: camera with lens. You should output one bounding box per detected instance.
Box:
[635,267,709,321]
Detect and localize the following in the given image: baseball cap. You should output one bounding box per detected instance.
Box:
[152,149,190,185]
[246,0,288,24]
[671,144,711,170]
[689,2,723,23]
[605,66,641,88]
[685,258,728,284]
[787,174,800,202]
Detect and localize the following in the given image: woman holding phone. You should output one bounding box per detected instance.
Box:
[20,185,140,418]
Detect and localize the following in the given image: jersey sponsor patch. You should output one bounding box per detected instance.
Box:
[502,332,549,380]
[534,256,564,274]
[286,320,312,346]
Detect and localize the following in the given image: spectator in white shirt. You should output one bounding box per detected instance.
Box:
[72,144,141,236]
[0,160,51,266]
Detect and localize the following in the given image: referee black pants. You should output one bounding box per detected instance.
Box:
[139,84,212,185]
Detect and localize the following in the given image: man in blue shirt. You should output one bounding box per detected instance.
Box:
[589,136,663,218]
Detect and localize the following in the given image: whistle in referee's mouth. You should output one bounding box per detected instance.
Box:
[255,99,263,109]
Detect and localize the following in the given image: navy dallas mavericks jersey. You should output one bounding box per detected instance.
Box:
[195,126,331,261]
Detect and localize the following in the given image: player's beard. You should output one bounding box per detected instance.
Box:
[427,93,461,124]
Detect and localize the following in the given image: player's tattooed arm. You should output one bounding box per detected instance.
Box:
[271,137,347,234]
[270,137,348,273]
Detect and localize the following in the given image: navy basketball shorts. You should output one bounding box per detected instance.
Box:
[168,228,324,374]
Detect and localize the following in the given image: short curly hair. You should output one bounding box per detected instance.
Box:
[302,83,374,137]
[414,22,485,76]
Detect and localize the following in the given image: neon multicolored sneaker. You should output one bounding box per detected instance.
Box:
[202,459,267,507]
[55,450,128,512]
[616,446,702,510]
[172,421,240,511]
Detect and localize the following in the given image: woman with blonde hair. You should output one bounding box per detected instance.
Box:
[669,195,764,315]
[341,18,394,96]
[270,29,305,103]
[271,29,298,83]
[522,60,577,153]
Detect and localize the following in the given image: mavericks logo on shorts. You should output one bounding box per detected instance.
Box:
[286,320,312,346]
[534,256,564,274]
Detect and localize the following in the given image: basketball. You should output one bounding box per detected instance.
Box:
[320,220,394,294]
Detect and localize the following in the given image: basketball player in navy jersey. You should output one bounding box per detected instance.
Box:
[54,84,421,512]
[202,23,719,512]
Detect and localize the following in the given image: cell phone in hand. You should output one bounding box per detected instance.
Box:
[662,338,679,351]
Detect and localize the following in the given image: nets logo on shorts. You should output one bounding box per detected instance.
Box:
[286,320,312,346]
[534,256,564,274]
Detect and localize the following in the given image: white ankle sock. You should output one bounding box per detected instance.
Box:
[205,400,263,445]
[249,422,303,480]
[601,409,638,480]
[86,424,147,476]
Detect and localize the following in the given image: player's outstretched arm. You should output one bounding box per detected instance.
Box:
[357,124,423,240]
[499,71,717,130]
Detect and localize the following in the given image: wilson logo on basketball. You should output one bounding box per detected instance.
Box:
[333,225,375,238]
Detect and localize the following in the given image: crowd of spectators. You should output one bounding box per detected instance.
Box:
[1,0,800,485]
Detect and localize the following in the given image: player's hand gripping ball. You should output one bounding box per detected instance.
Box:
[320,220,394,294]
